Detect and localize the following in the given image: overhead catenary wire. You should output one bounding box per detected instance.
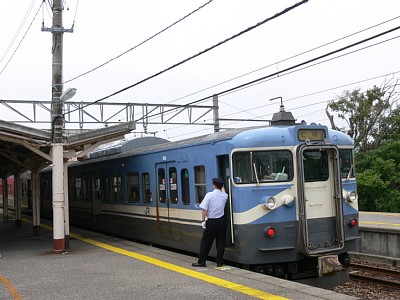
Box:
[127,16,400,125]
[221,34,400,98]
[167,69,400,139]
[71,0,80,29]
[0,2,44,76]
[65,0,309,114]
[164,15,400,106]
[62,0,214,85]
[136,25,400,128]
[0,0,37,66]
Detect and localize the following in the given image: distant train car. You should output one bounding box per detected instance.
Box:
[40,108,359,288]
[0,173,31,211]
[0,176,14,197]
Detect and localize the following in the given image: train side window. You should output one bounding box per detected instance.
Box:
[181,169,190,205]
[94,177,101,201]
[158,168,166,203]
[74,177,83,201]
[83,177,89,202]
[127,172,140,203]
[142,173,151,203]
[169,167,178,204]
[194,166,206,204]
[103,177,110,202]
[112,175,123,202]
[41,179,51,200]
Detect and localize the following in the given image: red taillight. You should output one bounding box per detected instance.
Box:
[264,227,275,238]
[348,218,357,227]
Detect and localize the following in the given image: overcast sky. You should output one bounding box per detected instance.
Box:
[0,0,399,140]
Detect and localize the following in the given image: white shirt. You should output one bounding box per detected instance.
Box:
[199,189,228,219]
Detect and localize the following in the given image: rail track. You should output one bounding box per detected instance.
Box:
[349,262,400,289]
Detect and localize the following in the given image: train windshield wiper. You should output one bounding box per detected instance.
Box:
[253,163,259,185]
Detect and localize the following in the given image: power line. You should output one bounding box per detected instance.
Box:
[211,26,400,101]
[164,15,400,106]
[222,34,400,97]
[62,0,214,85]
[0,2,44,76]
[66,0,309,114]
[166,70,400,139]
[123,25,400,135]
[137,17,400,126]
[71,0,80,29]
[0,0,37,66]
[139,25,400,129]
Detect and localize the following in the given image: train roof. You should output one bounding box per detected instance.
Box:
[89,136,170,159]
[84,126,254,163]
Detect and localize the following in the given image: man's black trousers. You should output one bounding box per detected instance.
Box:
[198,216,226,265]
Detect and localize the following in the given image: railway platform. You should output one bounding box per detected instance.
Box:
[354,211,400,267]
[0,212,357,300]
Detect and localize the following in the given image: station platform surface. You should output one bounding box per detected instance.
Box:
[0,215,357,300]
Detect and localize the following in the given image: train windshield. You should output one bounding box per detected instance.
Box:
[232,150,293,184]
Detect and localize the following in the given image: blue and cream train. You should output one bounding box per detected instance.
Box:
[40,108,359,288]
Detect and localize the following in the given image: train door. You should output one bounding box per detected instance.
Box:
[296,144,344,256]
[155,163,181,240]
[217,155,234,248]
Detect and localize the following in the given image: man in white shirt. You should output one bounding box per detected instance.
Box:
[192,178,228,267]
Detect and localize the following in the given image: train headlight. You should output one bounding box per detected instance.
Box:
[346,191,358,203]
[264,197,276,210]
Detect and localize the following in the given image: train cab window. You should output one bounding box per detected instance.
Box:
[181,169,190,205]
[194,166,206,204]
[112,175,123,202]
[233,150,293,184]
[169,167,178,204]
[339,149,355,179]
[127,172,140,203]
[158,168,166,203]
[142,173,151,203]
[303,150,329,182]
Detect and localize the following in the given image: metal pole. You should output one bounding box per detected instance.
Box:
[2,175,8,223]
[14,175,22,228]
[212,94,220,132]
[64,162,70,250]
[32,170,41,236]
[51,0,65,254]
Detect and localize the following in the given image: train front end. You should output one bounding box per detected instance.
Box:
[227,110,359,288]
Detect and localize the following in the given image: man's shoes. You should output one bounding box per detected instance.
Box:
[192,262,206,267]
[217,263,223,267]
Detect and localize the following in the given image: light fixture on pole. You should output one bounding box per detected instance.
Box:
[60,87,77,102]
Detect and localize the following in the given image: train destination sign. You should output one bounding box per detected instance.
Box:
[298,129,326,141]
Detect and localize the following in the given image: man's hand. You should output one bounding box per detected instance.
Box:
[201,221,206,229]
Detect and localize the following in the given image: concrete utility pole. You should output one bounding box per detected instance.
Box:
[42,0,72,254]
[51,0,65,254]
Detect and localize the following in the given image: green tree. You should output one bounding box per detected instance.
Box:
[355,140,400,212]
[327,79,400,212]
[327,79,399,151]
